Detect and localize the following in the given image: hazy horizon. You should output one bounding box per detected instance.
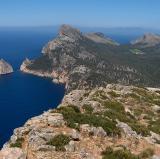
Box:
[0,0,160,29]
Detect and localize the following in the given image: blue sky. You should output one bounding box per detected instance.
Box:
[0,0,160,28]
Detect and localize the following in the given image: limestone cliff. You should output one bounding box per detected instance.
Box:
[0,84,160,159]
[0,59,13,75]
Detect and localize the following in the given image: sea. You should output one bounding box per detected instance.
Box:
[0,26,138,148]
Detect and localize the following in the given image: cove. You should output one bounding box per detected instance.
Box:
[0,27,65,147]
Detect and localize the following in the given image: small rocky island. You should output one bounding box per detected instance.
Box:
[0,59,13,75]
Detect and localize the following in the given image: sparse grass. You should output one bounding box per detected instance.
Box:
[132,88,159,104]
[57,105,121,136]
[93,90,108,100]
[10,138,24,148]
[108,91,120,98]
[128,122,150,136]
[47,134,70,151]
[103,100,150,136]
[104,101,125,113]
[102,147,154,159]
[125,93,141,101]
[148,118,160,134]
[102,147,138,159]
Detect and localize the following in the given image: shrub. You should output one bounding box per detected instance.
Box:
[139,148,154,158]
[148,118,160,134]
[125,93,141,101]
[10,138,24,148]
[104,101,125,113]
[57,105,121,136]
[108,91,120,98]
[82,104,94,114]
[101,147,138,159]
[128,122,150,136]
[47,134,70,151]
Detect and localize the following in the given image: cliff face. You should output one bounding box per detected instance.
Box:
[0,59,13,75]
[20,25,160,91]
[1,84,160,159]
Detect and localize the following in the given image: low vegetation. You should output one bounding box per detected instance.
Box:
[102,147,154,159]
[56,105,121,136]
[10,138,24,148]
[47,134,70,151]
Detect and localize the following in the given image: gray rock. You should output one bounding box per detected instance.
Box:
[80,124,106,137]
[116,121,139,138]
[37,145,56,151]
[80,149,95,159]
[0,148,26,159]
[91,127,107,137]
[152,155,160,159]
[150,132,160,143]
[47,113,65,127]
[0,59,13,75]
[65,141,76,152]
[71,129,81,140]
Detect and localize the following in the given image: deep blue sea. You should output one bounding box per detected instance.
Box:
[0,27,137,148]
[0,28,64,147]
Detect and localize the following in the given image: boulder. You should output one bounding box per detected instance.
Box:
[47,113,65,127]
[65,141,76,152]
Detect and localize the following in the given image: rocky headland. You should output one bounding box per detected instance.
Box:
[0,59,13,75]
[1,25,160,159]
[20,25,160,91]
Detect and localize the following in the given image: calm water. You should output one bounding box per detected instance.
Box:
[0,28,64,147]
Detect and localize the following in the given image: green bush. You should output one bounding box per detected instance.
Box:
[102,147,154,159]
[47,134,70,151]
[148,118,160,134]
[10,138,24,148]
[104,101,125,113]
[128,122,150,136]
[125,93,141,101]
[82,104,94,114]
[57,105,121,136]
[108,91,120,98]
[102,147,138,159]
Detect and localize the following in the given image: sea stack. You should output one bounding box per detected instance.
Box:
[0,59,13,75]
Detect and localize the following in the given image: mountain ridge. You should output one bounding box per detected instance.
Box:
[20,25,160,92]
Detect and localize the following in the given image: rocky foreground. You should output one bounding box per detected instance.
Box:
[0,84,160,159]
[0,59,13,75]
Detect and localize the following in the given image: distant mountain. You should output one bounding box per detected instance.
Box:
[85,32,119,45]
[20,25,160,91]
[131,33,160,47]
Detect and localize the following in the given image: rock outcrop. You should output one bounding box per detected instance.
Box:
[0,59,13,75]
[1,84,160,159]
